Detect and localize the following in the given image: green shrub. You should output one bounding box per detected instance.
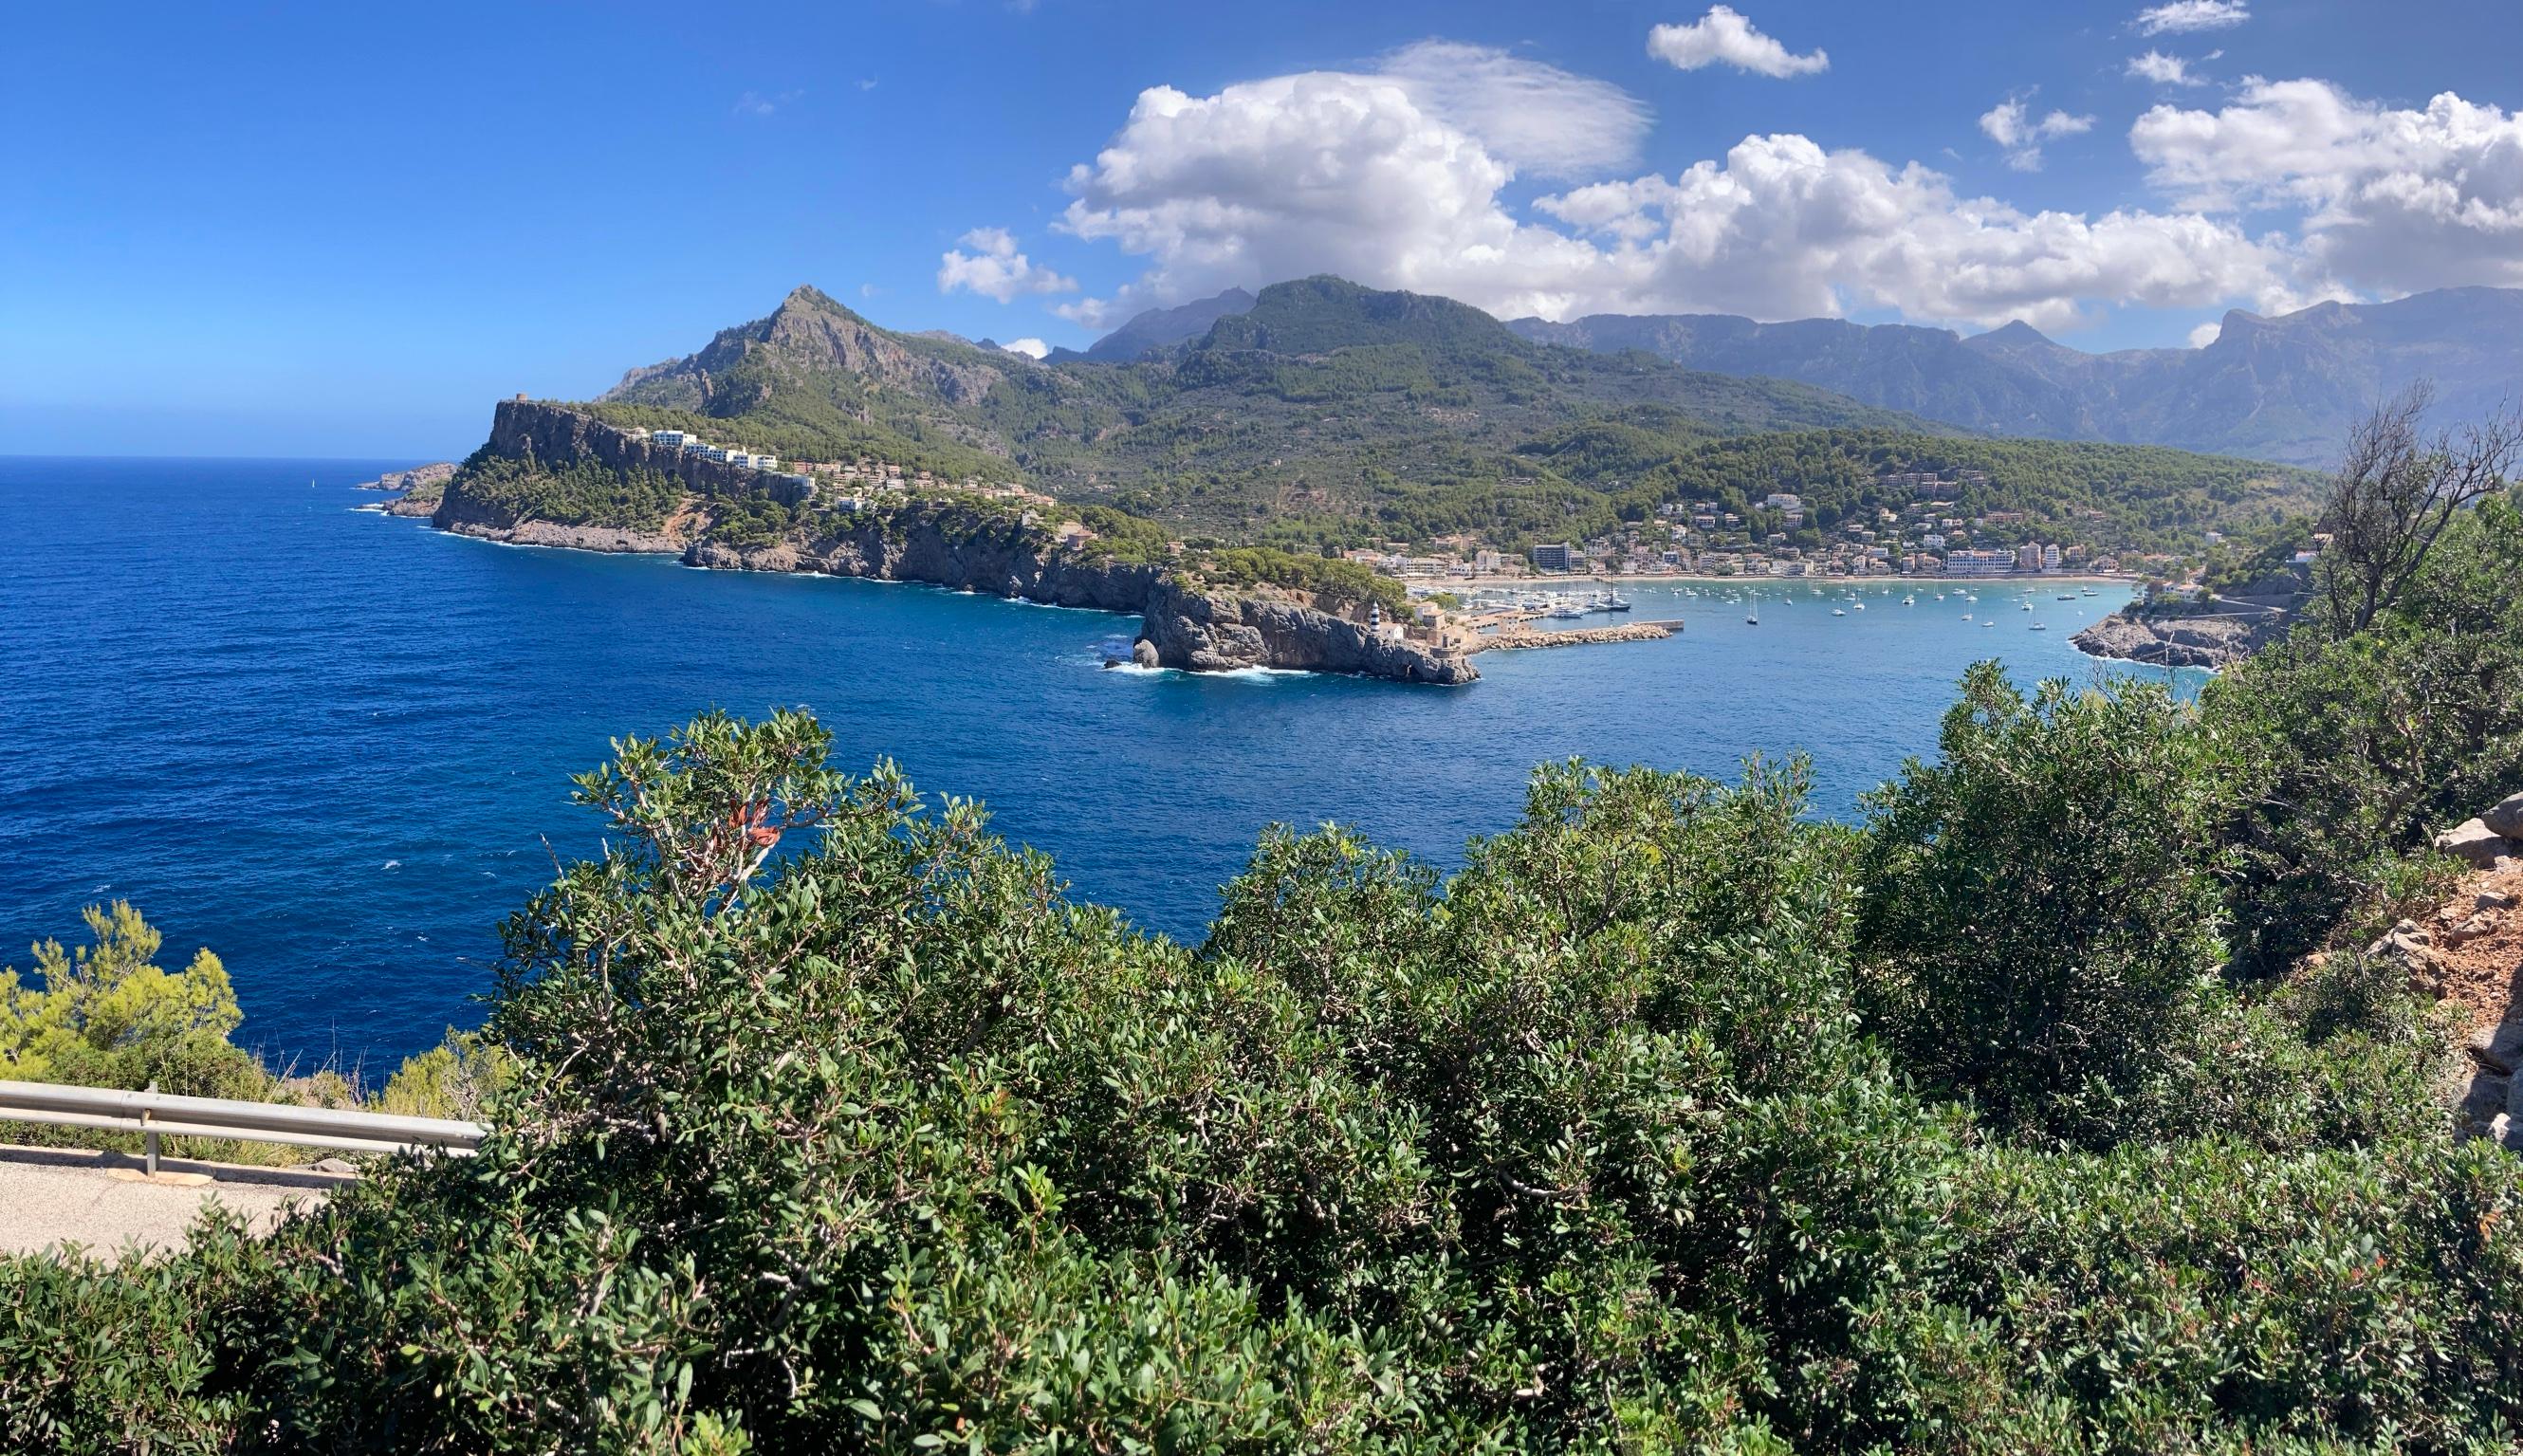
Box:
[0,901,261,1100]
[1853,665,2240,1148]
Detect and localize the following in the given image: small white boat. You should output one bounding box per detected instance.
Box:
[1961,613,1973,620]
[1852,602,1866,611]
[2029,622,2048,631]
[1832,607,1847,617]
[1903,595,1915,605]
[1605,594,1632,612]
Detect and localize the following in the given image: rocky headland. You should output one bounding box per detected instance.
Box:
[404,401,1476,685]
[353,462,456,494]
[2072,604,2283,669]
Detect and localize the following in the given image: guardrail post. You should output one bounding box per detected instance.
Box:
[143,1080,159,1176]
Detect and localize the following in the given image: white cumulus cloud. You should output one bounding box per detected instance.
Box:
[1051,53,2301,335]
[936,227,1078,303]
[1980,97,2096,172]
[2135,0,2249,35]
[998,337,1050,359]
[1536,133,2297,329]
[2131,79,2523,293]
[2126,49,2215,86]
[1647,6,1828,79]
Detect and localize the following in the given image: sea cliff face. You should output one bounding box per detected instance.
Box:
[1139,579,1477,683]
[426,402,1475,685]
[486,399,815,507]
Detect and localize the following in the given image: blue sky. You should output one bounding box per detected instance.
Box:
[6,0,2519,456]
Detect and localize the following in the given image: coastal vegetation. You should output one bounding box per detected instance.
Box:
[445,450,687,533]
[5,418,2521,1451]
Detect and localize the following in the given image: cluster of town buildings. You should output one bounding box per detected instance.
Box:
[1335,468,2199,581]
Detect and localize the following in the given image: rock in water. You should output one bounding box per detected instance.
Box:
[2484,790,2523,839]
[2435,818,2514,868]
[1131,638,1161,669]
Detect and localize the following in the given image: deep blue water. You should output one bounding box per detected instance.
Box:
[0,456,2197,1065]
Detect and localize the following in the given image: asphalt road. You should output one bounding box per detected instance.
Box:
[0,1146,345,1262]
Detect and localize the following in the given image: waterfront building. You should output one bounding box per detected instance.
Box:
[1945,548,2017,577]
[1531,543,1577,572]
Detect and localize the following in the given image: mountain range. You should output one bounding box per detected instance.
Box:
[546,275,2314,555]
[587,276,1937,540]
[1075,284,2523,469]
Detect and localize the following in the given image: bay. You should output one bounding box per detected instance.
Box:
[0,456,2197,1064]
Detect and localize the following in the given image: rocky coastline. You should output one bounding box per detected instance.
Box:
[409,406,1475,685]
[2071,606,2281,669]
[353,462,456,494]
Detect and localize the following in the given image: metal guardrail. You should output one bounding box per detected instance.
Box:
[0,1078,484,1172]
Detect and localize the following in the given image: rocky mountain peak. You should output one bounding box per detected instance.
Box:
[1974,320,2057,349]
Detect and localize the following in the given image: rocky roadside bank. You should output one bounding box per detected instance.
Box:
[2362,792,2523,1149]
[2071,606,2281,668]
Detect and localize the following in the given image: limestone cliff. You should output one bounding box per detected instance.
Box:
[484,399,815,507]
[681,508,1471,684]
[425,404,1474,685]
[1137,579,1476,683]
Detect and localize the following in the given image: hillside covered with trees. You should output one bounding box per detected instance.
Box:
[6,420,2521,1451]
[539,278,2313,559]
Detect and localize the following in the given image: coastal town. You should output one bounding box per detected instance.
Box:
[1341,467,2183,585]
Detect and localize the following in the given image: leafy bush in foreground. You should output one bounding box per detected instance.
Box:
[2,699,2516,1453]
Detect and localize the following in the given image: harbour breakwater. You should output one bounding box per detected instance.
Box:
[414,401,1477,685]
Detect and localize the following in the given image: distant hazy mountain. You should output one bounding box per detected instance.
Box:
[1055,287,1256,362]
[1509,287,2523,467]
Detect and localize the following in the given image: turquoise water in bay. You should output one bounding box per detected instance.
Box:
[0,456,2199,1064]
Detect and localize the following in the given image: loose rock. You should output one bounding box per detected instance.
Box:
[2484,791,2523,839]
[2435,818,2514,869]
[2469,1021,2523,1076]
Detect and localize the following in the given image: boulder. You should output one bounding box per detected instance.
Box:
[2469,1020,2523,1076]
[2486,791,2523,839]
[1131,637,1160,669]
[2435,818,2514,868]
[2459,1073,2512,1127]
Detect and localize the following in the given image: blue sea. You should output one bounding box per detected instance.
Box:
[0,457,2197,1066]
